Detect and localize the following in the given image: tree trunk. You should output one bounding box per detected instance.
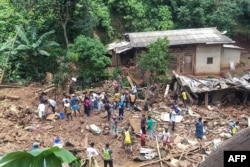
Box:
[62,22,69,47]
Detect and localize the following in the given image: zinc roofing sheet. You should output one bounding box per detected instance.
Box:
[125,27,234,47]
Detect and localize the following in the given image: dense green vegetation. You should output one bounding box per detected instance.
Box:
[0,0,250,84]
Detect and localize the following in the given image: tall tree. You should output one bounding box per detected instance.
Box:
[0,25,60,81]
[108,0,174,32]
[0,0,25,43]
[10,0,113,46]
[138,38,170,84]
[67,35,111,87]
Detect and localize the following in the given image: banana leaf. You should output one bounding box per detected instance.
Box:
[0,147,76,167]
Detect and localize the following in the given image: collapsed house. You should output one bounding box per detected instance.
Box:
[200,126,250,167]
[108,27,244,76]
[172,71,250,106]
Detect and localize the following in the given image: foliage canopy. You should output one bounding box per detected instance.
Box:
[138,38,170,84]
[67,35,111,87]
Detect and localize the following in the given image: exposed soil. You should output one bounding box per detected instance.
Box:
[0,84,141,167]
[0,73,250,167]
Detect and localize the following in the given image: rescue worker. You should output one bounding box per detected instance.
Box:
[229,121,239,135]
[102,143,113,167]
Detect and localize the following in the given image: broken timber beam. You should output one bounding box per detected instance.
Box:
[0,85,22,88]
[126,76,134,88]
[156,136,163,167]
[138,157,174,167]
[205,92,208,109]
[84,133,89,149]
[162,160,176,167]
[172,71,194,102]
[36,84,55,93]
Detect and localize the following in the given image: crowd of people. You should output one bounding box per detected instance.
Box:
[35,77,240,167]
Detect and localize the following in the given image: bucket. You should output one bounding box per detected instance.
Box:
[59,112,65,119]
[229,61,235,70]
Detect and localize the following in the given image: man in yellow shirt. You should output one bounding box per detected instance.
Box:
[124,127,132,153]
[114,92,120,109]
[181,90,188,108]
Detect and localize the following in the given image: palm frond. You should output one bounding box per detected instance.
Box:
[15,25,30,46]
[38,50,50,56]
[43,41,60,48]
[30,26,38,42]
[34,30,55,48]
[16,44,30,50]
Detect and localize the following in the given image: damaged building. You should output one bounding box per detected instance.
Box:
[171,71,250,106]
[108,27,243,75]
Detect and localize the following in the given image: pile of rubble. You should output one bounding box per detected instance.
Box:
[128,95,250,167]
[0,80,250,167]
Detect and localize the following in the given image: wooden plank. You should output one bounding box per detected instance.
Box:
[84,133,89,149]
[164,84,170,98]
[0,85,22,88]
[156,136,163,167]
[127,76,134,88]
[36,84,55,93]
[205,92,208,109]
[172,71,194,102]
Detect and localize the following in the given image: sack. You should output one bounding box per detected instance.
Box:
[130,95,135,103]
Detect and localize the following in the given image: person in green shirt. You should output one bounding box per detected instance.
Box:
[147,116,154,140]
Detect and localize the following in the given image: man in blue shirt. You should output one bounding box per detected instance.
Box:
[70,94,80,116]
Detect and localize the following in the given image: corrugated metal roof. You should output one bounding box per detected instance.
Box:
[107,41,132,54]
[125,27,234,47]
[223,44,244,50]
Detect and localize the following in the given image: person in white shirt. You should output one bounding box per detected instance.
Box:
[162,128,171,149]
[132,85,137,94]
[38,102,46,121]
[170,109,176,131]
[86,142,99,158]
[48,99,56,114]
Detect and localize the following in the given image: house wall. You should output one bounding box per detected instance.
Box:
[221,48,241,69]
[195,44,222,75]
[169,45,196,74]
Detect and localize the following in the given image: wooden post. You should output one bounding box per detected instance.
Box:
[156,137,163,167]
[164,84,170,98]
[172,71,194,102]
[205,92,208,109]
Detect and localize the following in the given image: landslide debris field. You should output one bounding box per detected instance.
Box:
[0,82,249,167]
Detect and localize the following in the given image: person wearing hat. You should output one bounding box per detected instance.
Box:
[102,143,113,167]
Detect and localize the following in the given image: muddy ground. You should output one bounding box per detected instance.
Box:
[0,80,249,167]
